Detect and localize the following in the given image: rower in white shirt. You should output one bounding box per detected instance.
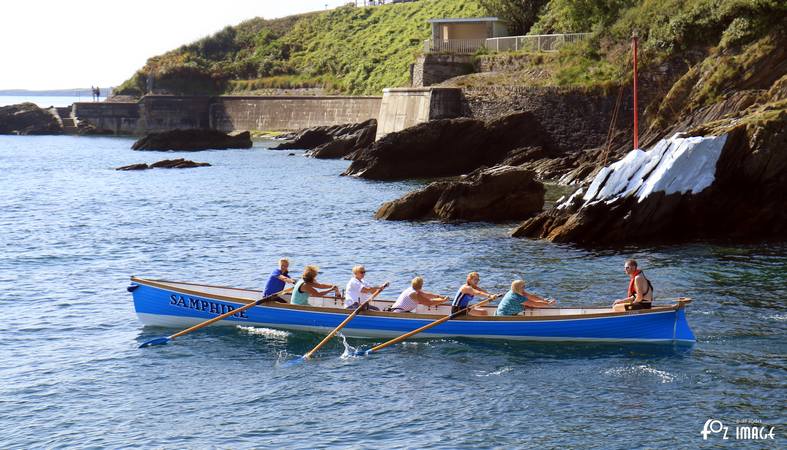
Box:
[344,265,387,311]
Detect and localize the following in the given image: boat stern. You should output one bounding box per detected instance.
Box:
[673,307,696,343]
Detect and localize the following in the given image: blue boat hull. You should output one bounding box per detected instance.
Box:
[130,279,696,344]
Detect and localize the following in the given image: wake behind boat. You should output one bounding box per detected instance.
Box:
[129,277,696,344]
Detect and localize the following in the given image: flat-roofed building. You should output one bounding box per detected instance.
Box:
[425,17,507,53]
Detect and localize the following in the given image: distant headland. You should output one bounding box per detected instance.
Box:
[0,88,113,97]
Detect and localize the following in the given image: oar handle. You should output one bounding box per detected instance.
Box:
[169,287,293,340]
[368,294,498,354]
[303,282,389,359]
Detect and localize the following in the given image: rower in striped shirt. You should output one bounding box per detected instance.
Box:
[390,276,448,313]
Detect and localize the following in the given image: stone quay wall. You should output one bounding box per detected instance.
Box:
[73,95,381,135]
[209,96,381,132]
[412,54,475,87]
[375,87,463,140]
[460,86,632,153]
[72,102,140,134]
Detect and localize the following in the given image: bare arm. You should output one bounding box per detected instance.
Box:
[302,282,339,297]
[633,275,648,303]
[522,290,551,304]
[614,291,636,304]
[312,281,337,290]
[421,290,448,301]
[523,299,552,308]
[462,285,493,298]
[277,274,296,284]
[413,291,448,306]
[360,284,386,294]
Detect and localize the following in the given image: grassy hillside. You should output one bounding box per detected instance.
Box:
[117,0,784,101]
[116,0,484,96]
[527,0,785,87]
[455,0,786,105]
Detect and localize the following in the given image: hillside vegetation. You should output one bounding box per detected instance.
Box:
[116,0,483,96]
[117,0,785,103]
[481,0,786,87]
[457,0,785,117]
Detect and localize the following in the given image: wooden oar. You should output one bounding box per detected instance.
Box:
[139,287,293,348]
[361,295,498,356]
[300,282,389,360]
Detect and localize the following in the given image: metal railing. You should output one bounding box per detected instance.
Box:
[485,33,591,52]
[423,33,591,54]
[423,38,487,54]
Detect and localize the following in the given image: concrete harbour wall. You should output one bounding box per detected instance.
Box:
[375,87,463,140]
[71,102,140,134]
[74,91,461,141]
[74,95,381,135]
[209,96,381,132]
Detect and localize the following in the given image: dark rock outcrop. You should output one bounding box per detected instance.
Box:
[151,159,211,169]
[271,120,377,159]
[116,158,211,170]
[512,111,787,244]
[131,129,252,151]
[115,163,150,171]
[0,103,62,135]
[310,122,377,159]
[76,121,115,136]
[376,165,545,222]
[343,112,555,180]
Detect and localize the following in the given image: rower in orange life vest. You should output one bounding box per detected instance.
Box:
[613,259,654,311]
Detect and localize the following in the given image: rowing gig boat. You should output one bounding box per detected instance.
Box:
[128,277,696,344]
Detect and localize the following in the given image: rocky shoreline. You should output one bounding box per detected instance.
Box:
[375,165,544,222]
[271,119,377,159]
[343,112,556,180]
[260,51,786,246]
[116,158,211,170]
[0,103,62,135]
[132,129,252,151]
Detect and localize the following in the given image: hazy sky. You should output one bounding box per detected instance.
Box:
[1,0,350,90]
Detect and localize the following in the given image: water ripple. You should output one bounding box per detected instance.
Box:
[0,136,785,448]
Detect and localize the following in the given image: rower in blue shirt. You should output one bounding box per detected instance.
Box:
[263,258,296,303]
[452,271,495,316]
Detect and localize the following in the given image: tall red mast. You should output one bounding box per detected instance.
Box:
[632,31,639,149]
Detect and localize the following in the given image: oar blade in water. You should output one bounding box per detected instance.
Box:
[280,355,307,367]
[139,337,171,348]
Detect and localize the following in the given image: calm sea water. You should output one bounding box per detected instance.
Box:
[0,135,784,448]
[0,95,88,108]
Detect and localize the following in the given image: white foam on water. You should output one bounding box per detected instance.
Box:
[338,332,361,359]
[604,365,675,383]
[237,325,291,339]
[636,365,676,383]
[275,349,296,365]
[574,133,728,209]
[475,367,513,377]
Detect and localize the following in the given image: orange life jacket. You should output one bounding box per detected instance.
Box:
[628,270,653,299]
